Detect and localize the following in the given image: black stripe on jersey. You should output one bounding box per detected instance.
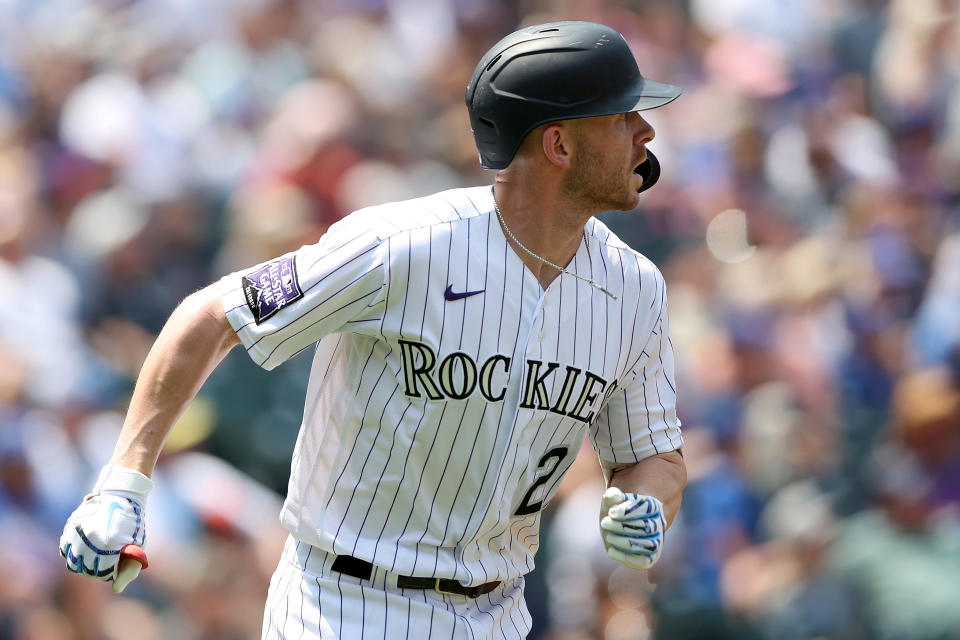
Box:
[600,241,611,371]
[496,216,509,351]
[435,401,491,585]
[423,194,466,224]
[411,400,474,577]
[320,346,382,515]
[475,593,498,634]
[664,335,677,394]
[619,381,639,461]
[660,334,681,450]
[623,273,666,377]
[348,382,408,555]
[359,579,367,640]
[376,238,393,343]
[368,399,424,558]
[301,544,311,639]
[417,225,434,338]
[572,259,580,365]
[336,572,344,638]
[609,250,630,456]
[225,301,248,315]
[453,401,510,571]
[437,220,453,385]
[397,233,413,339]
[583,247,598,371]
[434,193,473,222]
[295,334,344,461]
[335,375,402,550]
[474,213,491,353]
[630,256,650,457]
[382,580,389,640]
[302,230,380,273]
[612,246,633,376]
[641,365,661,456]
[462,213,472,353]
[389,402,449,572]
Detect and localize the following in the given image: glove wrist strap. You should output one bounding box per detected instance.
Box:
[93,464,154,498]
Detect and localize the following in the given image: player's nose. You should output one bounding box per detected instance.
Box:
[632,112,655,145]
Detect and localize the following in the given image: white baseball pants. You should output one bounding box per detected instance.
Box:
[261,536,532,639]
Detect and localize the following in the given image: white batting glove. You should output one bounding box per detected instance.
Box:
[599,487,666,570]
[59,464,152,583]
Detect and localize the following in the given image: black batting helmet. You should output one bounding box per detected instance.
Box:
[466,21,681,191]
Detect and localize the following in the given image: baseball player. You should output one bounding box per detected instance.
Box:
[60,21,686,639]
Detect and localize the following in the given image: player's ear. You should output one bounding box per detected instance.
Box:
[540,122,574,169]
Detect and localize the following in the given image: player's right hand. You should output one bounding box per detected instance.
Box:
[59,464,152,584]
[599,487,666,570]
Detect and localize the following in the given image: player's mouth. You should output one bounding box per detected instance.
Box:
[632,159,647,184]
[632,151,647,176]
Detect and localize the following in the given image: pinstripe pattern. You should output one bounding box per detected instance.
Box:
[221,186,682,638]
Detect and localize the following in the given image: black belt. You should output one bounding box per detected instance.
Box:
[331,555,499,599]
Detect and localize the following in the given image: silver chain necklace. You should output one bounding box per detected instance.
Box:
[492,188,617,300]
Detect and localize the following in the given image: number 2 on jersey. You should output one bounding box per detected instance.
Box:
[513,446,570,516]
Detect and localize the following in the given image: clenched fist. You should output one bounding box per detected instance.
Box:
[599,487,666,570]
[59,465,151,583]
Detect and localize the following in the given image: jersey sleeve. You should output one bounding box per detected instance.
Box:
[219,219,388,370]
[590,270,683,463]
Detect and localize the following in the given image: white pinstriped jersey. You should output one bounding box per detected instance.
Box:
[219,186,682,585]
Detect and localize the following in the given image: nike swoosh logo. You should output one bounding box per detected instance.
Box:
[444,285,484,301]
[106,502,123,531]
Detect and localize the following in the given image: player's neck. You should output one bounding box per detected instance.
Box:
[492,181,591,289]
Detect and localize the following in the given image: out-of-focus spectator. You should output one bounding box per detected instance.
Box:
[912,233,960,367]
[890,367,960,507]
[832,443,960,640]
[722,481,863,640]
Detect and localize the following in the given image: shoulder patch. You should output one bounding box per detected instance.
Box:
[242,256,303,324]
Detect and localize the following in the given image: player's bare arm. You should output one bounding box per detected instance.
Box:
[111,283,240,476]
[59,282,239,588]
[603,449,686,526]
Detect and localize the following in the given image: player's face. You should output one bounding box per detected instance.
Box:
[562,112,655,212]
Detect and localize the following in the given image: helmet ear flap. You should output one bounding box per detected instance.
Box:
[634,151,661,194]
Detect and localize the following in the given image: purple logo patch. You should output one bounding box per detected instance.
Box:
[242,256,303,324]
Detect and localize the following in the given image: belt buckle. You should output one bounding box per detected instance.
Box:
[434,578,461,596]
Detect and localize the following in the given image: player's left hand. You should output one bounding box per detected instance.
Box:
[599,487,666,570]
[59,464,151,583]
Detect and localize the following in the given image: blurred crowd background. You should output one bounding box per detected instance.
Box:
[2,0,960,638]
